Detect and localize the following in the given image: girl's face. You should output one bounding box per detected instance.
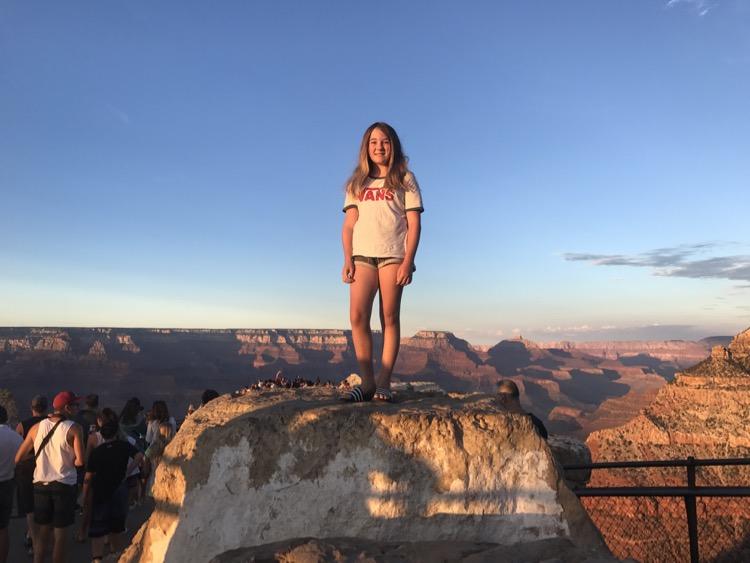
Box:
[368,128,391,169]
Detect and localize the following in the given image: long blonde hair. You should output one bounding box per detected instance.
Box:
[345,122,409,196]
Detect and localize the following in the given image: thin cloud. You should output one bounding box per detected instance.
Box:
[666,0,715,16]
[104,103,132,126]
[564,243,750,283]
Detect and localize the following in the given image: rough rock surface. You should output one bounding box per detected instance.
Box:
[120,389,607,563]
[1,327,716,438]
[540,339,720,368]
[88,340,107,357]
[585,327,750,562]
[588,327,750,465]
[548,435,592,489]
[0,388,18,425]
[209,536,622,563]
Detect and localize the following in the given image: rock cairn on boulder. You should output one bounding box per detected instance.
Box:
[120,388,608,563]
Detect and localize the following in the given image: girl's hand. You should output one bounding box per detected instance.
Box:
[396,261,413,286]
[342,259,355,283]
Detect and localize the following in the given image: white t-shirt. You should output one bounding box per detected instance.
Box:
[146,417,176,446]
[343,172,424,258]
[0,424,23,482]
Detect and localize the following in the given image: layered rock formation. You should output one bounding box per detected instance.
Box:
[236,329,351,366]
[0,327,719,438]
[541,338,724,369]
[588,327,750,464]
[120,389,608,563]
[584,327,750,562]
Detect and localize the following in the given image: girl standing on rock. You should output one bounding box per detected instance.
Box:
[341,122,424,402]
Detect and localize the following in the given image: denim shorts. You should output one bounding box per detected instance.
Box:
[353,256,416,271]
[88,482,129,538]
[33,481,77,528]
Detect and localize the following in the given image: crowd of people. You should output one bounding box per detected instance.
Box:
[0,377,547,563]
[0,389,218,563]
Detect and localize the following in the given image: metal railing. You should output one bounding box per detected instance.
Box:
[564,457,750,563]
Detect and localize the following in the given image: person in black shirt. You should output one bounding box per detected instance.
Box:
[78,409,143,562]
[14,395,48,556]
[75,394,100,447]
[496,379,549,440]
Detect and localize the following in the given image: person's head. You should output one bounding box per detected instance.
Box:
[120,397,143,424]
[98,408,119,440]
[31,395,48,416]
[151,400,169,423]
[0,406,7,425]
[84,394,99,410]
[201,389,219,406]
[346,122,408,195]
[496,380,522,411]
[52,391,80,417]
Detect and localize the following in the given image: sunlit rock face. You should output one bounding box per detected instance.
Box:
[235,329,352,367]
[584,327,750,562]
[541,339,716,368]
[120,389,606,563]
[588,327,750,464]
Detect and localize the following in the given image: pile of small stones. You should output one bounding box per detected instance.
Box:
[231,371,337,398]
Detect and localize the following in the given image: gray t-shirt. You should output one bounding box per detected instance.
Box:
[0,424,23,481]
[343,172,424,258]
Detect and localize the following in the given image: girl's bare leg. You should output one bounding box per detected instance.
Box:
[349,265,379,395]
[376,264,404,390]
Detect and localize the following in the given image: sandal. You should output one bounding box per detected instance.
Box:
[373,387,394,402]
[340,387,374,402]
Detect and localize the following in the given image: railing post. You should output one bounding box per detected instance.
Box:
[685,456,699,563]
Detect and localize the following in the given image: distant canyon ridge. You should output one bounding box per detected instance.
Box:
[0,327,730,437]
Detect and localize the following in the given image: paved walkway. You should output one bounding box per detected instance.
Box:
[6,498,154,562]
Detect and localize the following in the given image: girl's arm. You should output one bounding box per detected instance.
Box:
[341,208,358,283]
[397,211,422,286]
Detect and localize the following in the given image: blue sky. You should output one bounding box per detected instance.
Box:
[1,0,748,343]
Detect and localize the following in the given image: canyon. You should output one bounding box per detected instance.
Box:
[584,327,750,562]
[0,327,728,438]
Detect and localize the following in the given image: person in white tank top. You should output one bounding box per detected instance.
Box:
[32,418,78,486]
[15,391,84,563]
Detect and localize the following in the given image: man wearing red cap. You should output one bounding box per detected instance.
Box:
[15,392,85,563]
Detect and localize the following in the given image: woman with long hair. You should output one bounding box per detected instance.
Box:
[341,122,424,402]
[145,401,176,446]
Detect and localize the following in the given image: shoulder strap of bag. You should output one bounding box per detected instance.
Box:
[34,418,66,461]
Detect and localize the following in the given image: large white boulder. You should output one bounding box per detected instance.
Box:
[121,388,605,562]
